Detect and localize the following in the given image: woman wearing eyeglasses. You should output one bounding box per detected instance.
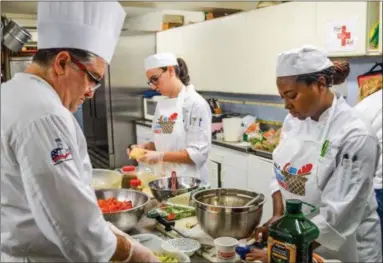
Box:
[128,53,212,183]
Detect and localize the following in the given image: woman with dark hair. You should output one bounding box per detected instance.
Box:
[127,53,211,183]
[246,46,381,262]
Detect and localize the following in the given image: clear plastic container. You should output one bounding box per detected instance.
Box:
[91,169,122,189]
[121,165,137,189]
[136,166,161,188]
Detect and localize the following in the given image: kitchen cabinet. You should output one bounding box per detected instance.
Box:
[247,155,274,225]
[207,159,219,188]
[110,33,156,88]
[157,2,318,95]
[242,1,318,95]
[366,1,382,55]
[221,163,248,189]
[379,1,383,54]
[157,20,221,92]
[317,2,382,56]
[209,145,249,189]
[316,2,369,57]
[157,2,382,96]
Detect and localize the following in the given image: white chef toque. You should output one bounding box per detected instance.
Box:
[145,53,178,71]
[276,45,334,77]
[37,1,126,64]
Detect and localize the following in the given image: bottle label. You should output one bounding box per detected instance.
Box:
[267,237,297,263]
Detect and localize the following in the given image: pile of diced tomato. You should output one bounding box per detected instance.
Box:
[97,197,134,213]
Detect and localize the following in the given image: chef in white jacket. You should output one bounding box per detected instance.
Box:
[354,89,383,231]
[128,53,212,182]
[1,1,158,262]
[246,46,382,262]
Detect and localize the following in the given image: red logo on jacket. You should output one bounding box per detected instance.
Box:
[50,138,72,165]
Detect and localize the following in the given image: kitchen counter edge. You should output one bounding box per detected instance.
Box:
[133,119,272,160]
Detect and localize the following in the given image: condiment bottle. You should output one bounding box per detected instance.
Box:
[235,242,251,260]
[121,166,137,189]
[267,199,319,263]
[130,179,143,191]
[213,98,222,114]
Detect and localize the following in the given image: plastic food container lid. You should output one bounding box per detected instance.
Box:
[165,238,201,256]
[122,166,136,172]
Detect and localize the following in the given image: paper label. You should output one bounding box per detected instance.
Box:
[325,19,358,52]
[268,236,297,263]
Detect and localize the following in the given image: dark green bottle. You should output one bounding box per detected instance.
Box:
[267,199,319,263]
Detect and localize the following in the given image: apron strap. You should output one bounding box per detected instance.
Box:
[177,86,189,133]
[320,93,338,143]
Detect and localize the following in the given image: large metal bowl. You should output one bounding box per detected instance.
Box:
[95,189,150,232]
[192,188,266,239]
[148,176,202,202]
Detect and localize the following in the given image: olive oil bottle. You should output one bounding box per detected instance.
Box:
[267,199,319,263]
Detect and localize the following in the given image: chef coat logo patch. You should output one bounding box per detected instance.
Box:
[274,162,313,196]
[154,112,178,134]
[51,138,72,165]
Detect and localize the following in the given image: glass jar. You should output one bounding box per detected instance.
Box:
[121,165,137,189]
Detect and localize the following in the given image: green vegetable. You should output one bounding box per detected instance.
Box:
[155,253,179,263]
[249,137,264,145]
[163,204,195,220]
[148,203,195,221]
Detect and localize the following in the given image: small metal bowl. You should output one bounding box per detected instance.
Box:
[148,176,202,202]
[95,188,150,232]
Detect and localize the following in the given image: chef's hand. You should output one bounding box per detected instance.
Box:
[253,215,281,242]
[245,248,268,263]
[126,144,145,158]
[107,222,159,263]
[137,150,164,165]
[129,239,160,263]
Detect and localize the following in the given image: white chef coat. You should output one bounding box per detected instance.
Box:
[151,85,212,183]
[1,73,116,262]
[354,89,383,190]
[270,93,382,262]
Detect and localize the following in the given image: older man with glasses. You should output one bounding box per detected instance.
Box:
[1,1,159,262]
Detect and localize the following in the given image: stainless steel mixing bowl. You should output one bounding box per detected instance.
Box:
[95,188,150,232]
[148,176,202,202]
[192,188,266,239]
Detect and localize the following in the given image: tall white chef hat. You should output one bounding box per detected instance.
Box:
[37,1,126,64]
[145,53,178,71]
[276,45,334,77]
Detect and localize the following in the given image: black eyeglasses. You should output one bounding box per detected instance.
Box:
[71,56,102,91]
[147,71,165,87]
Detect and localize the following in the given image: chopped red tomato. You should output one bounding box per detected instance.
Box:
[97,197,133,213]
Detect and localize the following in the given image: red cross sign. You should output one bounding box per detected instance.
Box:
[337,25,351,46]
